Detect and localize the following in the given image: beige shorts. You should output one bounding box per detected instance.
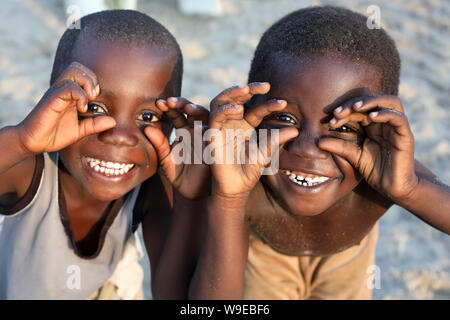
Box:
[88,234,145,300]
[244,223,379,300]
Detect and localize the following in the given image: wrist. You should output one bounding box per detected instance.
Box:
[391,174,421,207]
[8,125,36,157]
[13,124,38,156]
[211,188,250,210]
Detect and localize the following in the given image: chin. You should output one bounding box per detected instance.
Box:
[282,199,333,217]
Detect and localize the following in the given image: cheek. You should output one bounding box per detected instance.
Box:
[58,142,83,171]
[141,142,160,178]
[333,155,362,189]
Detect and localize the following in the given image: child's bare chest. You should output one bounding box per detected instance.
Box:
[246,184,390,256]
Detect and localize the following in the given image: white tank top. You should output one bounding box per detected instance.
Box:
[0,152,141,299]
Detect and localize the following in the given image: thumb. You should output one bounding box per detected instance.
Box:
[144,126,175,180]
[78,116,116,138]
[318,137,362,168]
[278,127,299,146]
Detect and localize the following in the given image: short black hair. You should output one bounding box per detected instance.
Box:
[50,10,183,94]
[248,6,400,95]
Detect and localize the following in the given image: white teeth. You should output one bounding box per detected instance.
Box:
[86,156,135,177]
[283,170,330,187]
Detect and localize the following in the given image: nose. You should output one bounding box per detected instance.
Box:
[98,121,139,148]
[284,127,329,160]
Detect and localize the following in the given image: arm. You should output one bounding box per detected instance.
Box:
[142,98,210,299]
[0,126,36,201]
[186,83,298,299]
[151,190,208,299]
[395,160,450,234]
[188,192,249,299]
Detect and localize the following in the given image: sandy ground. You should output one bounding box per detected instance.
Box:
[0,0,449,299]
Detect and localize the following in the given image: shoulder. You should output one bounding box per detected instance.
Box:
[0,154,43,211]
[353,181,393,210]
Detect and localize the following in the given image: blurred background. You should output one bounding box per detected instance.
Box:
[0,0,448,299]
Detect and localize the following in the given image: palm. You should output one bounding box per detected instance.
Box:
[162,127,210,199]
[20,99,84,153]
[210,119,266,196]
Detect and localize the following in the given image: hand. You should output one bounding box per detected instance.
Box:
[318,95,418,201]
[209,82,298,197]
[144,97,210,200]
[16,62,116,154]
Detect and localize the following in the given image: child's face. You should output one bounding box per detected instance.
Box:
[59,36,177,201]
[258,53,382,216]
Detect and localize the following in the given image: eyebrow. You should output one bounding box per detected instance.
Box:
[98,88,159,103]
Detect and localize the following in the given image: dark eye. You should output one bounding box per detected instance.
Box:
[331,125,356,133]
[265,113,297,125]
[86,103,107,115]
[137,111,160,123]
[278,114,296,124]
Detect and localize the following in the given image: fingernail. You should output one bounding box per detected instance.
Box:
[370,111,378,117]
[330,118,337,125]
[95,84,100,95]
[84,104,88,112]
[276,99,285,104]
[335,106,343,113]
[354,100,363,109]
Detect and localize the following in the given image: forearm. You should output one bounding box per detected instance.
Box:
[152,192,208,299]
[188,193,250,300]
[0,126,34,174]
[396,176,450,234]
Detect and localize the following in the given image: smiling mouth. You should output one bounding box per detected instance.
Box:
[282,170,331,187]
[84,156,135,177]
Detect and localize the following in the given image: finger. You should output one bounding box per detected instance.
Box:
[257,127,298,167]
[278,127,299,146]
[78,116,116,138]
[144,126,172,163]
[352,95,404,113]
[329,112,370,128]
[184,103,210,124]
[156,98,188,129]
[54,81,89,113]
[165,97,210,124]
[244,99,287,127]
[247,82,271,95]
[318,137,362,168]
[55,62,99,100]
[71,62,99,93]
[368,109,413,138]
[210,82,270,111]
[209,104,244,130]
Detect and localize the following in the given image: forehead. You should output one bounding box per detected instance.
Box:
[72,35,176,97]
[269,53,382,112]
